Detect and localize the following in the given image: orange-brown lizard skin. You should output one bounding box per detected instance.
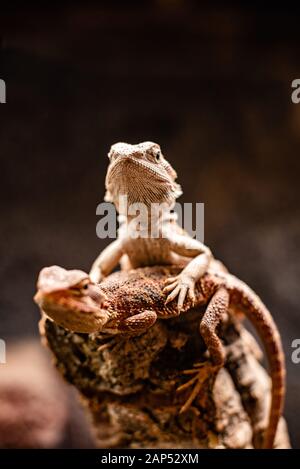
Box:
[34,264,285,449]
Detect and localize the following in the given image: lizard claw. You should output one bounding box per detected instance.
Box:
[165,285,181,306]
[177,362,220,413]
[164,276,179,286]
[164,273,196,311]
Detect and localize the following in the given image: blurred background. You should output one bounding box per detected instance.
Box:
[0,0,299,448]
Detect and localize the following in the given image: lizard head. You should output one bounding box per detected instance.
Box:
[104,141,182,211]
[34,265,110,333]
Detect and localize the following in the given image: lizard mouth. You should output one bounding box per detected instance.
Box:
[34,289,110,334]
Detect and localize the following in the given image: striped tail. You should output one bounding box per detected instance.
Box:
[237,283,286,449]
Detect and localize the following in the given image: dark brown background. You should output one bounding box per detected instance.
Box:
[0,0,299,447]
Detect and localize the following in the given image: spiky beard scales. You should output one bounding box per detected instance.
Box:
[105,158,182,212]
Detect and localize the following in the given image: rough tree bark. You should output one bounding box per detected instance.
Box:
[40,282,290,449]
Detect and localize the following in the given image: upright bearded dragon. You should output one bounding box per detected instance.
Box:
[90,141,213,311]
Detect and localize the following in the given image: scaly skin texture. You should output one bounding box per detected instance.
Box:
[34,264,285,449]
[90,141,213,310]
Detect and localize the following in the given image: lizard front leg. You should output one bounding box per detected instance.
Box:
[90,239,124,283]
[118,310,157,335]
[177,286,228,413]
[163,231,212,310]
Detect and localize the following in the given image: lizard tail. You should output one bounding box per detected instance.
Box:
[236,284,286,449]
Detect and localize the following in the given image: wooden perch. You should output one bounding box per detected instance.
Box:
[39,267,290,449]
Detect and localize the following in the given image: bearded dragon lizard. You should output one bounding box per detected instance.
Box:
[34,142,285,448]
[90,141,213,311]
[34,264,285,449]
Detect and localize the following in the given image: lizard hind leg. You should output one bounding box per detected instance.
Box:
[176,286,229,413]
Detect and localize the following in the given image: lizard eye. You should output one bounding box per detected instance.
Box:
[155,151,161,162]
[76,280,90,293]
[70,280,89,295]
